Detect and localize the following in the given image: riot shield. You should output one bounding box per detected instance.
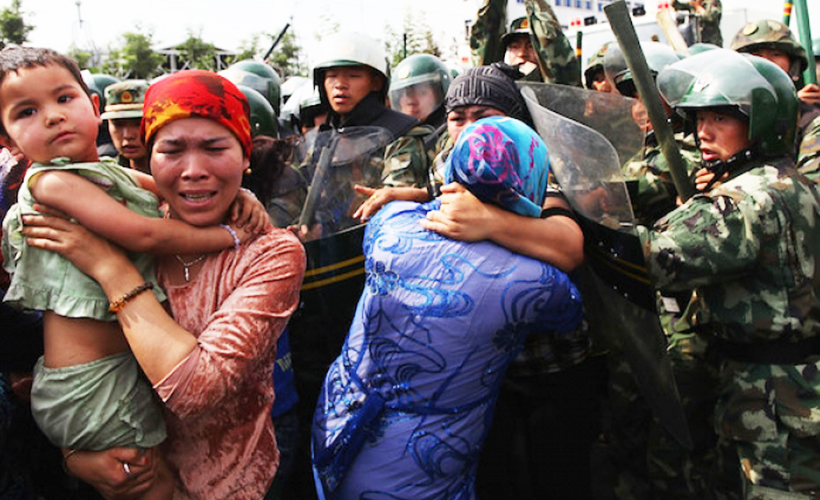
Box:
[521,85,692,449]
[518,81,645,166]
[288,126,396,486]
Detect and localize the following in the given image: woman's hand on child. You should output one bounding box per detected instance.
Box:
[64,447,157,500]
[229,188,268,234]
[21,208,128,283]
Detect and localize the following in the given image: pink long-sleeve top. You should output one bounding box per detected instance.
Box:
[153,227,306,500]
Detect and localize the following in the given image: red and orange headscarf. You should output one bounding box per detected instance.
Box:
[141,70,252,158]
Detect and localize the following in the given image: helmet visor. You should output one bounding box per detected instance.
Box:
[389,80,443,122]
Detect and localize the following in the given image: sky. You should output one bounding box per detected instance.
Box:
[14,0,820,69]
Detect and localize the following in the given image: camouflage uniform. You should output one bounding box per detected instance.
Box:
[797,115,820,182]
[470,0,582,87]
[381,125,436,188]
[672,0,723,47]
[637,157,820,499]
[622,131,701,227]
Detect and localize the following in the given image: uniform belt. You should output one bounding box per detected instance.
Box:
[712,336,820,365]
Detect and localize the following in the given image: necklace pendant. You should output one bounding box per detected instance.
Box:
[183,267,190,282]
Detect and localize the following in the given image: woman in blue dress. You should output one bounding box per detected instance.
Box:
[312,116,583,500]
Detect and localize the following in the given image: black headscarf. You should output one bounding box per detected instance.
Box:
[445,63,533,127]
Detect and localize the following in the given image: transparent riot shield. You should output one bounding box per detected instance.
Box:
[521,84,692,449]
[518,82,646,166]
[289,126,397,477]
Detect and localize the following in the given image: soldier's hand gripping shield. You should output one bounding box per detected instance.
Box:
[521,84,692,449]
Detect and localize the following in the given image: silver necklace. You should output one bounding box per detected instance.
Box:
[174,254,206,282]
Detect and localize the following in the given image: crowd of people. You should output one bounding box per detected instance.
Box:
[0,0,820,499]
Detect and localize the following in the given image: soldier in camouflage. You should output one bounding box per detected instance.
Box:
[584,42,614,92]
[293,32,431,239]
[470,0,581,86]
[100,80,150,173]
[730,19,820,150]
[601,42,718,500]
[641,49,820,500]
[672,0,723,47]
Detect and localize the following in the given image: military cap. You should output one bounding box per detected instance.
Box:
[100,80,149,120]
[501,17,531,47]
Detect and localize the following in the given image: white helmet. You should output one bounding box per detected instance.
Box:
[312,32,390,104]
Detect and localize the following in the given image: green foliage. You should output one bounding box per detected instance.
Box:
[68,45,93,70]
[0,0,33,48]
[179,30,217,71]
[103,30,164,79]
[384,11,441,67]
[234,33,263,62]
[266,31,307,78]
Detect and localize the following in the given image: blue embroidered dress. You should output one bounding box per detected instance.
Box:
[312,198,583,499]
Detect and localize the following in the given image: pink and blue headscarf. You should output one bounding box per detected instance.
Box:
[444,116,549,218]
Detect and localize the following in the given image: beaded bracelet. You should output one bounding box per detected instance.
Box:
[220,224,241,249]
[108,282,154,313]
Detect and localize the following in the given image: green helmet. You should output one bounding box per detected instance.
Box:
[312,31,390,105]
[584,42,613,90]
[730,20,808,75]
[236,84,279,138]
[688,43,721,55]
[220,60,282,115]
[81,71,121,113]
[388,53,451,122]
[603,41,680,97]
[658,49,797,157]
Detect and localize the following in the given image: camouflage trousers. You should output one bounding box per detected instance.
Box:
[647,332,742,500]
[606,331,743,500]
[716,359,820,500]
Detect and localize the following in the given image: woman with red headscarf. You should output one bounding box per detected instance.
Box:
[21,70,306,500]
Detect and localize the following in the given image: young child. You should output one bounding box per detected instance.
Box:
[0,47,257,498]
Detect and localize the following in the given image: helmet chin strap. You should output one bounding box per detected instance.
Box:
[699,145,757,192]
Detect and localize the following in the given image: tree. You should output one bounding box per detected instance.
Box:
[103,30,164,79]
[68,45,93,70]
[266,31,307,78]
[234,33,263,62]
[384,11,441,67]
[0,0,33,48]
[178,30,217,71]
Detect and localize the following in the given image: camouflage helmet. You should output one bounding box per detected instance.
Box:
[81,71,121,114]
[730,20,808,75]
[236,84,279,138]
[584,42,613,90]
[220,60,282,115]
[100,80,148,120]
[658,49,797,157]
[501,17,531,47]
[389,53,451,121]
[312,31,390,105]
[603,41,680,97]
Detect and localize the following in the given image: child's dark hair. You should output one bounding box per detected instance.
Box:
[0,46,91,137]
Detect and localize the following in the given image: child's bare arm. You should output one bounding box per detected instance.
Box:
[131,170,159,196]
[30,170,243,254]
